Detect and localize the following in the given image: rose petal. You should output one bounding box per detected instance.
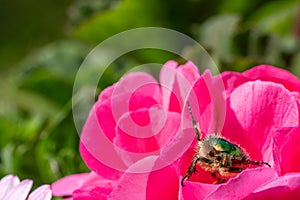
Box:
[114,111,180,152]
[109,156,179,200]
[187,70,226,135]
[73,186,113,200]
[292,92,300,124]
[221,72,249,94]
[203,71,226,134]
[160,60,199,112]
[80,106,126,179]
[98,84,115,103]
[99,72,160,104]
[128,83,161,111]
[73,187,111,200]
[245,173,300,199]
[206,167,278,200]
[94,99,116,142]
[52,172,100,196]
[94,72,161,142]
[243,65,300,93]
[225,80,299,163]
[113,111,180,166]
[160,127,196,175]
[118,72,161,102]
[116,108,164,145]
[80,75,166,177]
[180,181,217,200]
[112,73,161,120]
[28,185,52,200]
[52,172,116,200]
[273,126,300,175]
[176,61,201,85]
[220,99,244,146]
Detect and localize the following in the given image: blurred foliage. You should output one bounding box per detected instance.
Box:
[0,0,300,193]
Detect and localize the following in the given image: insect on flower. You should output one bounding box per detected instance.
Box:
[181,103,271,186]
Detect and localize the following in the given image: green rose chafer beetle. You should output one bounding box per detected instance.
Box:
[181,103,271,185]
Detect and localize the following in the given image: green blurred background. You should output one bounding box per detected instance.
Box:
[0,0,300,191]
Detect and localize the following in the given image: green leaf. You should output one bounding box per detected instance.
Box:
[247,0,299,37]
[198,14,240,63]
[219,0,257,15]
[73,0,165,44]
[20,68,73,106]
[20,40,91,80]
[291,51,300,77]
[0,144,14,174]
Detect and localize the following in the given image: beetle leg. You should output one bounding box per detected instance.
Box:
[211,172,227,184]
[217,178,226,184]
[228,167,243,173]
[181,155,211,186]
[181,154,200,186]
[199,156,213,164]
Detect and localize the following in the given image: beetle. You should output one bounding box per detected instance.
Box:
[181,103,271,185]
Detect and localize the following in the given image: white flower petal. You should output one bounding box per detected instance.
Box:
[28,185,52,200]
[4,179,33,200]
[0,175,20,199]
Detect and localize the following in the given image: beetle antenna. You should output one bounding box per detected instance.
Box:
[247,159,271,167]
[187,102,201,141]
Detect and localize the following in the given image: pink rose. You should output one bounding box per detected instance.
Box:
[52,60,200,199]
[180,65,300,199]
[52,62,300,199]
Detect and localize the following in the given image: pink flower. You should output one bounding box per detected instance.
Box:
[52,60,199,199]
[51,172,116,199]
[179,65,300,199]
[52,62,300,199]
[0,174,52,200]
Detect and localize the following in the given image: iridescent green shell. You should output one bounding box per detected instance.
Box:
[209,137,243,156]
